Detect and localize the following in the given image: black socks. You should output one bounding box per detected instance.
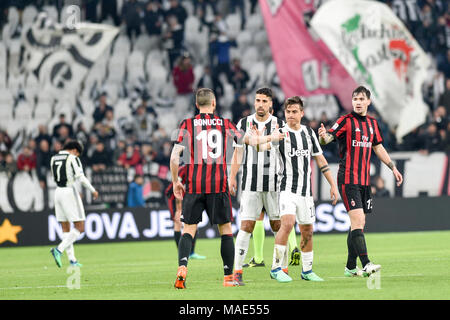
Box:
[178,233,193,267]
[350,229,370,267]
[220,234,234,276]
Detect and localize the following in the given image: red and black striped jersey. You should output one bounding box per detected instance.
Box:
[165,165,187,198]
[175,113,243,194]
[328,111,383,186]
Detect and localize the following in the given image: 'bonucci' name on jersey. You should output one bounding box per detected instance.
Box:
[276,125,323,196]
[235,114,284,192]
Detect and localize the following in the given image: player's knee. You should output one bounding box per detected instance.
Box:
[270,220,281,232]
[240,220,255,233]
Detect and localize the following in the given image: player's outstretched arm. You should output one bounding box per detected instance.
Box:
[372,144,403,187]
[314,154,339,205]
[318,123,334,145]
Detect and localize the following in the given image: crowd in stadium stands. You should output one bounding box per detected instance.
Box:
[0,0,448,204]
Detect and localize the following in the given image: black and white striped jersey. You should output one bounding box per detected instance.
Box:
[50,151,96,192]
[235,114,285,192]
[275,124,323,196]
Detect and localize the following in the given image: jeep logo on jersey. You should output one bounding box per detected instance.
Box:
[288,148,310,158]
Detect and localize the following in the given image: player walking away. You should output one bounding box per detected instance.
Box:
[50,140,99,268]
[253,96,339,282]
[229,87,288,285]
[171,88,249,289]
[318,86,403,277]
[164,165,206,259]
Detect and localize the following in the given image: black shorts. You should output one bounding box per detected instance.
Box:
[181,192,233,225]
[339,183,373,214]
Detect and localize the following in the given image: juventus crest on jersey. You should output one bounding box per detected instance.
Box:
[235,114,285,192]
[275,124,323,196]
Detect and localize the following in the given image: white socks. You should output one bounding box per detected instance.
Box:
[57,229,81,254]
[62,232,77,262]
[234,230,251,271]
[301,251,314,273]
[272,244,286,271]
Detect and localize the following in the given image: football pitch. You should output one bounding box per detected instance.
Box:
[1,230,449,300]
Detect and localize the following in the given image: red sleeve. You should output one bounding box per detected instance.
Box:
[371,118,384,145]
[328,115,347,139]
[175,119,188,145]
[226,119,244,144]
[16,155,25,170]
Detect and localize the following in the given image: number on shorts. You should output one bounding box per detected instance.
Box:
[366,199,372,210]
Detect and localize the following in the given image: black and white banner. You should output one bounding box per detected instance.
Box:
[22,12,118,95]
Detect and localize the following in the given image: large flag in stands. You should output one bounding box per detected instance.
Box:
[259,0,357,111]
[22,12,119,97]
[311,0,431,141]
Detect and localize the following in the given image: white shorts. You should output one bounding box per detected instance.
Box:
[240,191,280,221]
[54,186,86,222]
[279,191,315,225]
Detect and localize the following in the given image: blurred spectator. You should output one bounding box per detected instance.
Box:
[173,55,195,95]
[121,0,143,40]
[154,141,172,166]
[89,141,112,172]
[35,125,52,147]
[0,130,12,153]
[164,0,188,28]
[114,139,127,165]
[163,15,185,71]
[433,106,448,131]
[93,93,113,124]
[231,91,251,124]
[0,152,17,178]
[127,175,145,207]
[17,146,37,173]
[371,176,390,198]
[438,49,450,79]
[75,122,90,148]
[85,134,99,159]
[230,0,246,29]
[133,105,156,143]
[249,0,258,14]
[141,93,159,119]
[144,1,164,37]
[197,65,224,98]
[36,139,51,188]
[52,114,74,141]
[319,111,332,128]
[194,0,218,16]
[101,0,121,26]
[51,139,63,155]
[228,58,250,93]
[118,144,142,170]
[210,33,237,78]
[141,143,156,165]
[423,123,444,153]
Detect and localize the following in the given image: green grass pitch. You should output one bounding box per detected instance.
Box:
[1,231,449,300]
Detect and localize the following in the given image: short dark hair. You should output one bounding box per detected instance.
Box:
[63,140,84,155]
[255,87,273,100]
[352,86,371,99]
[283,96,304,110]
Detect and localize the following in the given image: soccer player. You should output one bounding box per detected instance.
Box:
[254,96,339,282]
[171,88,247,289]
[50,140,99,268]
[229,87,288,285]
[164,165,206,259]
[318,85,403,277]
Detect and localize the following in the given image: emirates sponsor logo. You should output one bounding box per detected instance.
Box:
[352,135,372,148]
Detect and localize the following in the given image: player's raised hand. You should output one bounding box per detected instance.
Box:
[318,123,327,138]
[270,124,285,142]
[173,181,185,200]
